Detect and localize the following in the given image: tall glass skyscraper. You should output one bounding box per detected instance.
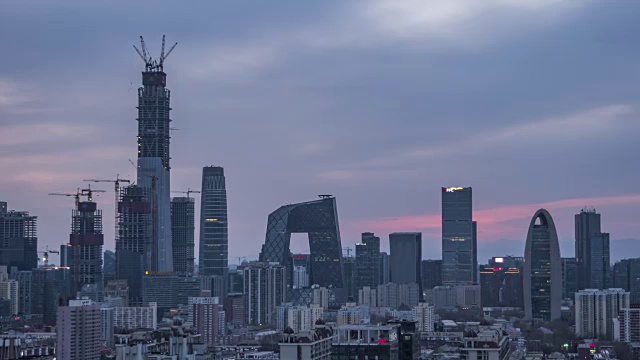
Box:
[575,208,610,290]
[523,209,561,321]
[441,187,477,285]
[199,166,228,276]
[389,232,422,298]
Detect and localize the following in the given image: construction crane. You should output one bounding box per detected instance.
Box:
[83,175,131,244]
[133,35,178,72]
[171,188,201,199]
[49,186,105,206]
[38,246,60,267]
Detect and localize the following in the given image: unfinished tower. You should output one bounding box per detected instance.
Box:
[70,198,104,293]
[133,35,177,273]
[0,202,38,271]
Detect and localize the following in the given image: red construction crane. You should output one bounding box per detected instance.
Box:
[171,188,201,199]
[83,175,131,243]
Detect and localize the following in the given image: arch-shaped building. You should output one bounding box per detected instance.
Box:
[523,209,562,321]
[259,196,345,289]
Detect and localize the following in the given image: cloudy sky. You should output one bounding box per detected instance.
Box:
[1,1,639,264]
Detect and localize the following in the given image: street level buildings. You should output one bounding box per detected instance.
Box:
[523,209,562,321]
[441,187,477,285]
[199,166,228,276]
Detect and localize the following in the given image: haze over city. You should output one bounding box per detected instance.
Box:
[1,1,640,263]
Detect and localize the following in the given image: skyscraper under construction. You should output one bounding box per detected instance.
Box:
[133,36,177,273]
[69,196,104,294]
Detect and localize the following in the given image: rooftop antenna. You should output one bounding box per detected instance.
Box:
[133,35,177,72]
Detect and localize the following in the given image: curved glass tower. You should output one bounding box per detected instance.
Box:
[523,209,562,321]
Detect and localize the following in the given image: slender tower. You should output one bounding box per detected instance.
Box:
[133,36,177,273]
[69,191,104,294]
[199,166,228,276]
[523,209,562,321]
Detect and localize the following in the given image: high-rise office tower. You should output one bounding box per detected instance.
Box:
[421,260,443,291]
[190,297,225,345]
[70,199,104,293]
[355,232,381,290]
[56,299,101,360]
[575,288,629,340]
[0,201,37,271]
[171,197,195,274]
[441,187,477,285]
[575,208,610,290]
[389,232,422,299]
[0,279,18,315]
[244,262,286,325]
[479,265,523,308]
[116,185,151,306]
[561,257,578,301]
[199,166,228,276]
[523,209,562,321]
[134,38,176,273]
[103,250,116,282]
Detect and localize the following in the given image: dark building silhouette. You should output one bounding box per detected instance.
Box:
[390,232,423,299]
[355,232,381,290]
[480,265,523,308]
[171,197,195,274]
[613,258,640,305]
[199,166,228,276]
[575,208,610,290]
[31,266,73,326]
[523,209,561,321]
[0,202,37,271]
[380,252,390,285]
[421,259,442,291]
[116,185,151,306]
[441,187,477,285]
[561,257,578,301]
[260,196,345,289]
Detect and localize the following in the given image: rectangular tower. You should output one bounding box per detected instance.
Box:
[199,166,228,276]
[389,232,423,299]
[136,64,173,273]
[56,299,101,360]
[70,201,104,293]
[575,208,610,290]
[0,201,37,271]
[441,187,477,285]
[355,232,381,290]
[243,262,286,325]
[421,259,442,291]
[171,197,195,274]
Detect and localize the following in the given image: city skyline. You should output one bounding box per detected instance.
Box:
[2,2,640,263]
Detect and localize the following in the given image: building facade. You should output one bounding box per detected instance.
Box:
[244,262,286,325]
[575,209,610,290]
[56,299,101,360]
[113,302,158,330]
[575,288,630,340]
[413,302,434,332]
[619,307,640,343]
[389,232,422,299]
[260,196,345,291]
[523,209,562,321]
[69,200,104,294]
[441,187,477,285]
[613,258,640,305]
[421,259,442,291]
[0,202,37,271]
[190,297,225,345]
[561,257,578,301]
[479,266,523,308]
[199,166,228,276]
[171,197,195,274]
[355,232,381,291]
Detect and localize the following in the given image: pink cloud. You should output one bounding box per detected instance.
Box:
[348,194,640,240]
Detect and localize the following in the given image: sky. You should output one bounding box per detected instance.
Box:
[1,1,640,265]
